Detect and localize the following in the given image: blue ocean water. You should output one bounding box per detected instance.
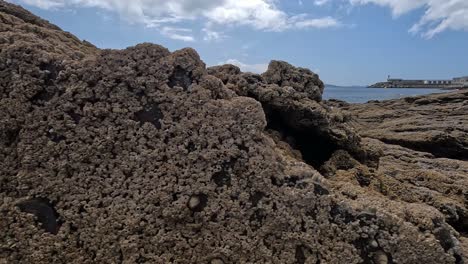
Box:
[323,86,447,103]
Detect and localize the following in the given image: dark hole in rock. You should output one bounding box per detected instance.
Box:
[329,203,354,224]
[39,62,61,85]
[69,223,78,233]
[17,198,60,234]
[270,176,282,187]
[3,128,19,147]
[168,66,192,90]
[67,111,82,124]
[300,220,306,232]
[285,176,300,187]
[118,249,124,263]
[188,194,208,212]
[249,191,265,207]
[447,216,468,236]
[186,142,196,152]
[433,226,456,252]
[47,130,66,143]
[355,171,371,187]
[31,89,55,105]
[352,238,385,264]
[442,205,468,236]
[212,169,231,187]
[431,218,464,263]
[295,246,306,264]
[249,209,266,227]
[314,183,329,195]
[264,106,339,170]
[238,144,249,152]
[134,103,163,129]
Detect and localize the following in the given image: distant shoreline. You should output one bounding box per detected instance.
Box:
[367,86,461,90]
[368,82,466,90]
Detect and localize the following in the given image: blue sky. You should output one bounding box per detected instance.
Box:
[9,0,468,86]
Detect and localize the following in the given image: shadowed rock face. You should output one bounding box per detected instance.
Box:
[0,2,467,263]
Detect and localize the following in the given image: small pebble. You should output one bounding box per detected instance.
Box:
[210,259,224,264]
[188,196,200,210]
[370,239,379,248]
[373,251,388,264]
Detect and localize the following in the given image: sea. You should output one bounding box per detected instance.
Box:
[323,86,447,103]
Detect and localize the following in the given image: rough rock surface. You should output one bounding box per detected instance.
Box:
[0,2,467,263]
[207,63,365,168]
[331,90,468,160]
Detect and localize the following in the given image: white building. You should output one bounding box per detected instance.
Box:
[423,80,452,85]
[453,76,468,86]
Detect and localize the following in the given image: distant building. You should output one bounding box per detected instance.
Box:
[453,76,468,87]
[424,80,452,85]
[372,75,468,88]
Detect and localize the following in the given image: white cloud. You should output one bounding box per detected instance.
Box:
[17,0,64,9]
[294,16,341,28]
[349,0,468,37]
[314,0,331,6]
[349,0,426,16]
[10,0,342,36]
[202,28,225,42]
[160,27,195,42]
[221,59,269,74]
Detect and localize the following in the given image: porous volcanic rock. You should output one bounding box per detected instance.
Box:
[0,2,467,263]
[207,63,365,168]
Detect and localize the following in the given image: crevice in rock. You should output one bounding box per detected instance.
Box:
[3,128,20,147]
[249,191,265,207]
[295,246,306,264]
[264,106,339,169]
[134,102,163,129]
[446,212,468,237]
[211,169,231,188]
[31,88,55,106]
[380,138,467,161]
[17,197,61,234]
[432,219,464,263]
[168,66,192,90]
[39,61,61,85]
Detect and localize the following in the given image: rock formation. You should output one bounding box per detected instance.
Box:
[331,90,468,160]
[0,1,467,263]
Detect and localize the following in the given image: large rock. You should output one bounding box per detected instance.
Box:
[208,63,363,168]
[332,90,468,160]
[0,2,466,263]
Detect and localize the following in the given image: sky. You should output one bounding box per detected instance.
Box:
[8,0,468,86]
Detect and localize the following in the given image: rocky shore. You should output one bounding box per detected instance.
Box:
[1,2,467,263]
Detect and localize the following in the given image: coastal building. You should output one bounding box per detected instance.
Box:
[453,76,468,87]
[386,76,453,85]
[370,75,468,88]
[424,80,452,85]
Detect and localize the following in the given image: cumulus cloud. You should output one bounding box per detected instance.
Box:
[221,59,269,74]
[160,27,194,42]
[10,0,342,40]
[349,0,468,38]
